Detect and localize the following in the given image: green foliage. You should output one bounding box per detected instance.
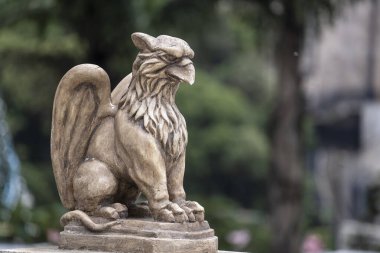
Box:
[215,50,276,114]
[178,71,269,208]
[0,202,64,242]
[21,163,58,206]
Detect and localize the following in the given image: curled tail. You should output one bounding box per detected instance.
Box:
[60,210,121,232]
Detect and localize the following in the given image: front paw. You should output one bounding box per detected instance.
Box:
[176,200,205,222]
[153,203,188,223]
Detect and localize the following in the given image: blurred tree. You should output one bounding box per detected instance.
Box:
[178,71,269,206]
[54,0,138,83]
[238,0,343,252]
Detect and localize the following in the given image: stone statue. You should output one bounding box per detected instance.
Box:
[51,33,217,252]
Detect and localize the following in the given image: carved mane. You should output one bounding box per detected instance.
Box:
[119,52,188,160]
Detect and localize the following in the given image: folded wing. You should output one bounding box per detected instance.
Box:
[51,64,116,210]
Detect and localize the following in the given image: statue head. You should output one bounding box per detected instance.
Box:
[131,32,195,85]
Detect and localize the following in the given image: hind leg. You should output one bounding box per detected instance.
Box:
[116,183,150,218]
[73,160,126,219]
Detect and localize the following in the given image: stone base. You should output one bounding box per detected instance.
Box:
[0,246,243,253]
[59,218,218,253]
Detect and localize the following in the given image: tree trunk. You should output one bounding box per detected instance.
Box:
[269,21,304,253]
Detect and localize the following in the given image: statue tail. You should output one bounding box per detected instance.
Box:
[60,210,121,232]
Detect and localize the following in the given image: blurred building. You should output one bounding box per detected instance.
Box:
[303,0,380,249]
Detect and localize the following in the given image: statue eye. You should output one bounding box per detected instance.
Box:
[164,55,177,62]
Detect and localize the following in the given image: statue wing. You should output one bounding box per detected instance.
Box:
[111,73,132,106]
[51,64,116,210]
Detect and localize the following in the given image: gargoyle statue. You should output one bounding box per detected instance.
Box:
[51,32,205,231]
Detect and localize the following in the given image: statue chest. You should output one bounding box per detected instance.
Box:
[123,103,188,160]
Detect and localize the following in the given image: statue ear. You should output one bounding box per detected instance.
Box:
[131,32,156,51]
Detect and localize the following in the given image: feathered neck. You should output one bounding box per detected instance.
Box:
[120,74,187,160]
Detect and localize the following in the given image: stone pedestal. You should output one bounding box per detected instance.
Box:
[0,246,243,253]
[59,218,218,253]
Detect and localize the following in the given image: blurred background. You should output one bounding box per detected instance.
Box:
[1,0,380,252]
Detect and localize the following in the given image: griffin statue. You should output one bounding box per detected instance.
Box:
[51,32,205,231]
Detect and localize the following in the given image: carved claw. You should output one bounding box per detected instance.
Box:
[155,208,175,222]
[178,201,205,222]
[153,202,189,223]
[98,206,120,220]
[181,205,196,222]
[93,203,128,220]
[111,203,128,218]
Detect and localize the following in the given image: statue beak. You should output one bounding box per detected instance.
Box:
[166,58,195,85]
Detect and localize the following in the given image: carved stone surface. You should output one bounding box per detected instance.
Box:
[50,32,217,252]
[0,248,243,253]
[59,218,217,253]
